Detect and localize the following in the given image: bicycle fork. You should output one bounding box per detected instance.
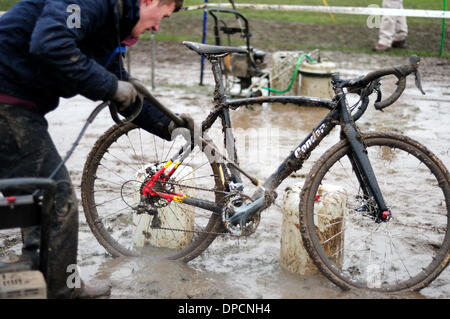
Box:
[338,93,391,222]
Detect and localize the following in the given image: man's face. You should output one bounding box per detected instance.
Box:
[131,0,176,37]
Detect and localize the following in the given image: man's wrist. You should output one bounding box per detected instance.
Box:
[104,76,119,101]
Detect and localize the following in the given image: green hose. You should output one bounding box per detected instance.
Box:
[441,0,447,56]
[262,53,314,94]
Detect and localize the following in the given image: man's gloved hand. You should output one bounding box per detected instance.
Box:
[180,113,195,133]
[168,113,195,135]
[128,77,149,98]
[112,80,139,111]
[168,114,199,146]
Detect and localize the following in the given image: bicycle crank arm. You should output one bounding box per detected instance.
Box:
[228,196,265,226]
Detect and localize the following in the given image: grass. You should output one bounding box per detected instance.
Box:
[1,0,446,13]
[184,0,445,10]
[148,33,450,59]
[2,0,448,57]
[2,0,446,25]
[0,0,18,11]
[183,0,447,26]
[174,0,449,57]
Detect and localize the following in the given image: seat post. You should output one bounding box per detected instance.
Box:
[210,56,227,105]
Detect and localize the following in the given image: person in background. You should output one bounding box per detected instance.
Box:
[374,0,408,51]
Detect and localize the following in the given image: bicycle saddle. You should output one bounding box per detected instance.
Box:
[183,41,247,57]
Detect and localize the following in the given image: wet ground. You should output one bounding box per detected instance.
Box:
[1,40,449,299]
[159,10,450,54]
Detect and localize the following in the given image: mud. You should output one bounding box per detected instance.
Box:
[158,11,449,54]
[1,39,449,299]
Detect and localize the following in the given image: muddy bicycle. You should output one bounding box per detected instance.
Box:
[81,41,449,293]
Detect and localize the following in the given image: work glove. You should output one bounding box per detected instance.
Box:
[180,113,195,134]
[128,77,149,97]
[112,80,139,111]
[168,113,195,135]
[168,113,200,148]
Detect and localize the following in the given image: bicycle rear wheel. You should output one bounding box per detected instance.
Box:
[300,132,449,292]
[81,123,226,261]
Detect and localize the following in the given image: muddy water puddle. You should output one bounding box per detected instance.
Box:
[1,46,448,299]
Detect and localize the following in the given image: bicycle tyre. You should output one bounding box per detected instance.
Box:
[81,123,226,262]
[299,131,449,292]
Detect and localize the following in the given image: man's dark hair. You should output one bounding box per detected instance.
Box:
[159,0,184,12]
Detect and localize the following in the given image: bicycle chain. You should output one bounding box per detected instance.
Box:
[159,180,228,195]
[148,206,244,238]
[150,225,240,238]
[143,187,255,238]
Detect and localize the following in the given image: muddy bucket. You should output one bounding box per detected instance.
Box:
[280,183,346,275]
[299,59,336,100]
[271,51,304,96]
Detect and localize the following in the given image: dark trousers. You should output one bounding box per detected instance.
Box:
[0,104,78,298]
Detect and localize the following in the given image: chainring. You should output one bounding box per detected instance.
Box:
[222,193,261,237]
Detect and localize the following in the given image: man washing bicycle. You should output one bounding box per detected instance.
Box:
[0,0,191,298]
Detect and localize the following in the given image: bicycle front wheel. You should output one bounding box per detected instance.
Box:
[300,132,449,292]
[81,123,226,261]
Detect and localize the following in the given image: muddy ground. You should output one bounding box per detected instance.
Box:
[1,36,449,299]
[158,10,449,55]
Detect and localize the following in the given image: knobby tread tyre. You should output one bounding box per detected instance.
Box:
[299,131,449,292]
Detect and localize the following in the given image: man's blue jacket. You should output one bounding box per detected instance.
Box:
[0,0,172,139]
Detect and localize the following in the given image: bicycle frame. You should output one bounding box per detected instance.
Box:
[141,57,392,225]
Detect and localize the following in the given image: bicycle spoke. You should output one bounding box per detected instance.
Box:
[98,161,133,183]
[113,134,145,172]
[138,129,146,169]
[172,148,202,180]
[163,140,176,163]
[94,205,131,224]
[93,176,124,187]
[387,226,413,281]
[175,160,211,183]
[125,132,144,170]
[153,134,159,163]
